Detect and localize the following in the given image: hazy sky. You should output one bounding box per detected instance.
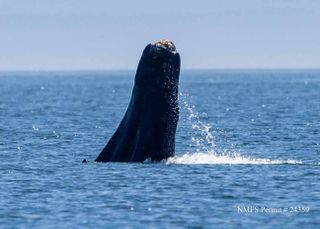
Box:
[1,0,319,70]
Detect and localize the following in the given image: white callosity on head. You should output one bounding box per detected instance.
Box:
[154,39,177,53]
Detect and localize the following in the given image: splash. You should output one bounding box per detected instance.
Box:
[170,92,302,165]
[180,92,216,152]
[166,152,302,165]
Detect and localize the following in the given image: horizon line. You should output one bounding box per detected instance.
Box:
[0,67,320,72]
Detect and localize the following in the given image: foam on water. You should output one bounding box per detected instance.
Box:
[166,152,302,165]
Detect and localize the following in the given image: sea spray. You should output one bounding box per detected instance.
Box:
[166,92,302,165]
[180,92,216,153]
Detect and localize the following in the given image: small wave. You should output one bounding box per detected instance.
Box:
[166,152,302,165]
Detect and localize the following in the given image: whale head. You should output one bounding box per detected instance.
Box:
[135,39,180,94]
[95,40,181,162]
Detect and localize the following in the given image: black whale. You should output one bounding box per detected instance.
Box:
[95,40,181,162]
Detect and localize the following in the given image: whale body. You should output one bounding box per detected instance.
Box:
[95,40,181,162]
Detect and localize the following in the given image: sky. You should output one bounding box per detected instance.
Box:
[0,0,319,70]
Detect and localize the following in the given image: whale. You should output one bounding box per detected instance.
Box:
[95,40,181,162]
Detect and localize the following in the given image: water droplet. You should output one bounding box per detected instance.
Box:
[32,125,39,131]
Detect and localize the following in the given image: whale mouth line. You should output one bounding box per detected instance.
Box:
[154,39,177,53]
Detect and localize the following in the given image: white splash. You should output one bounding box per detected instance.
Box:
[171,92,302,165]
[166,152,302,165]
[181,93,215,152]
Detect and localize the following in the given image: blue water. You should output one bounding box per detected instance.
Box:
[1,70,319,228]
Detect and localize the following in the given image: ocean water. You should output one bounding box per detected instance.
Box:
[0,70,319,228]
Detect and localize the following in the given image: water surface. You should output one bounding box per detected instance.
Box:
[0,70,319,228]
